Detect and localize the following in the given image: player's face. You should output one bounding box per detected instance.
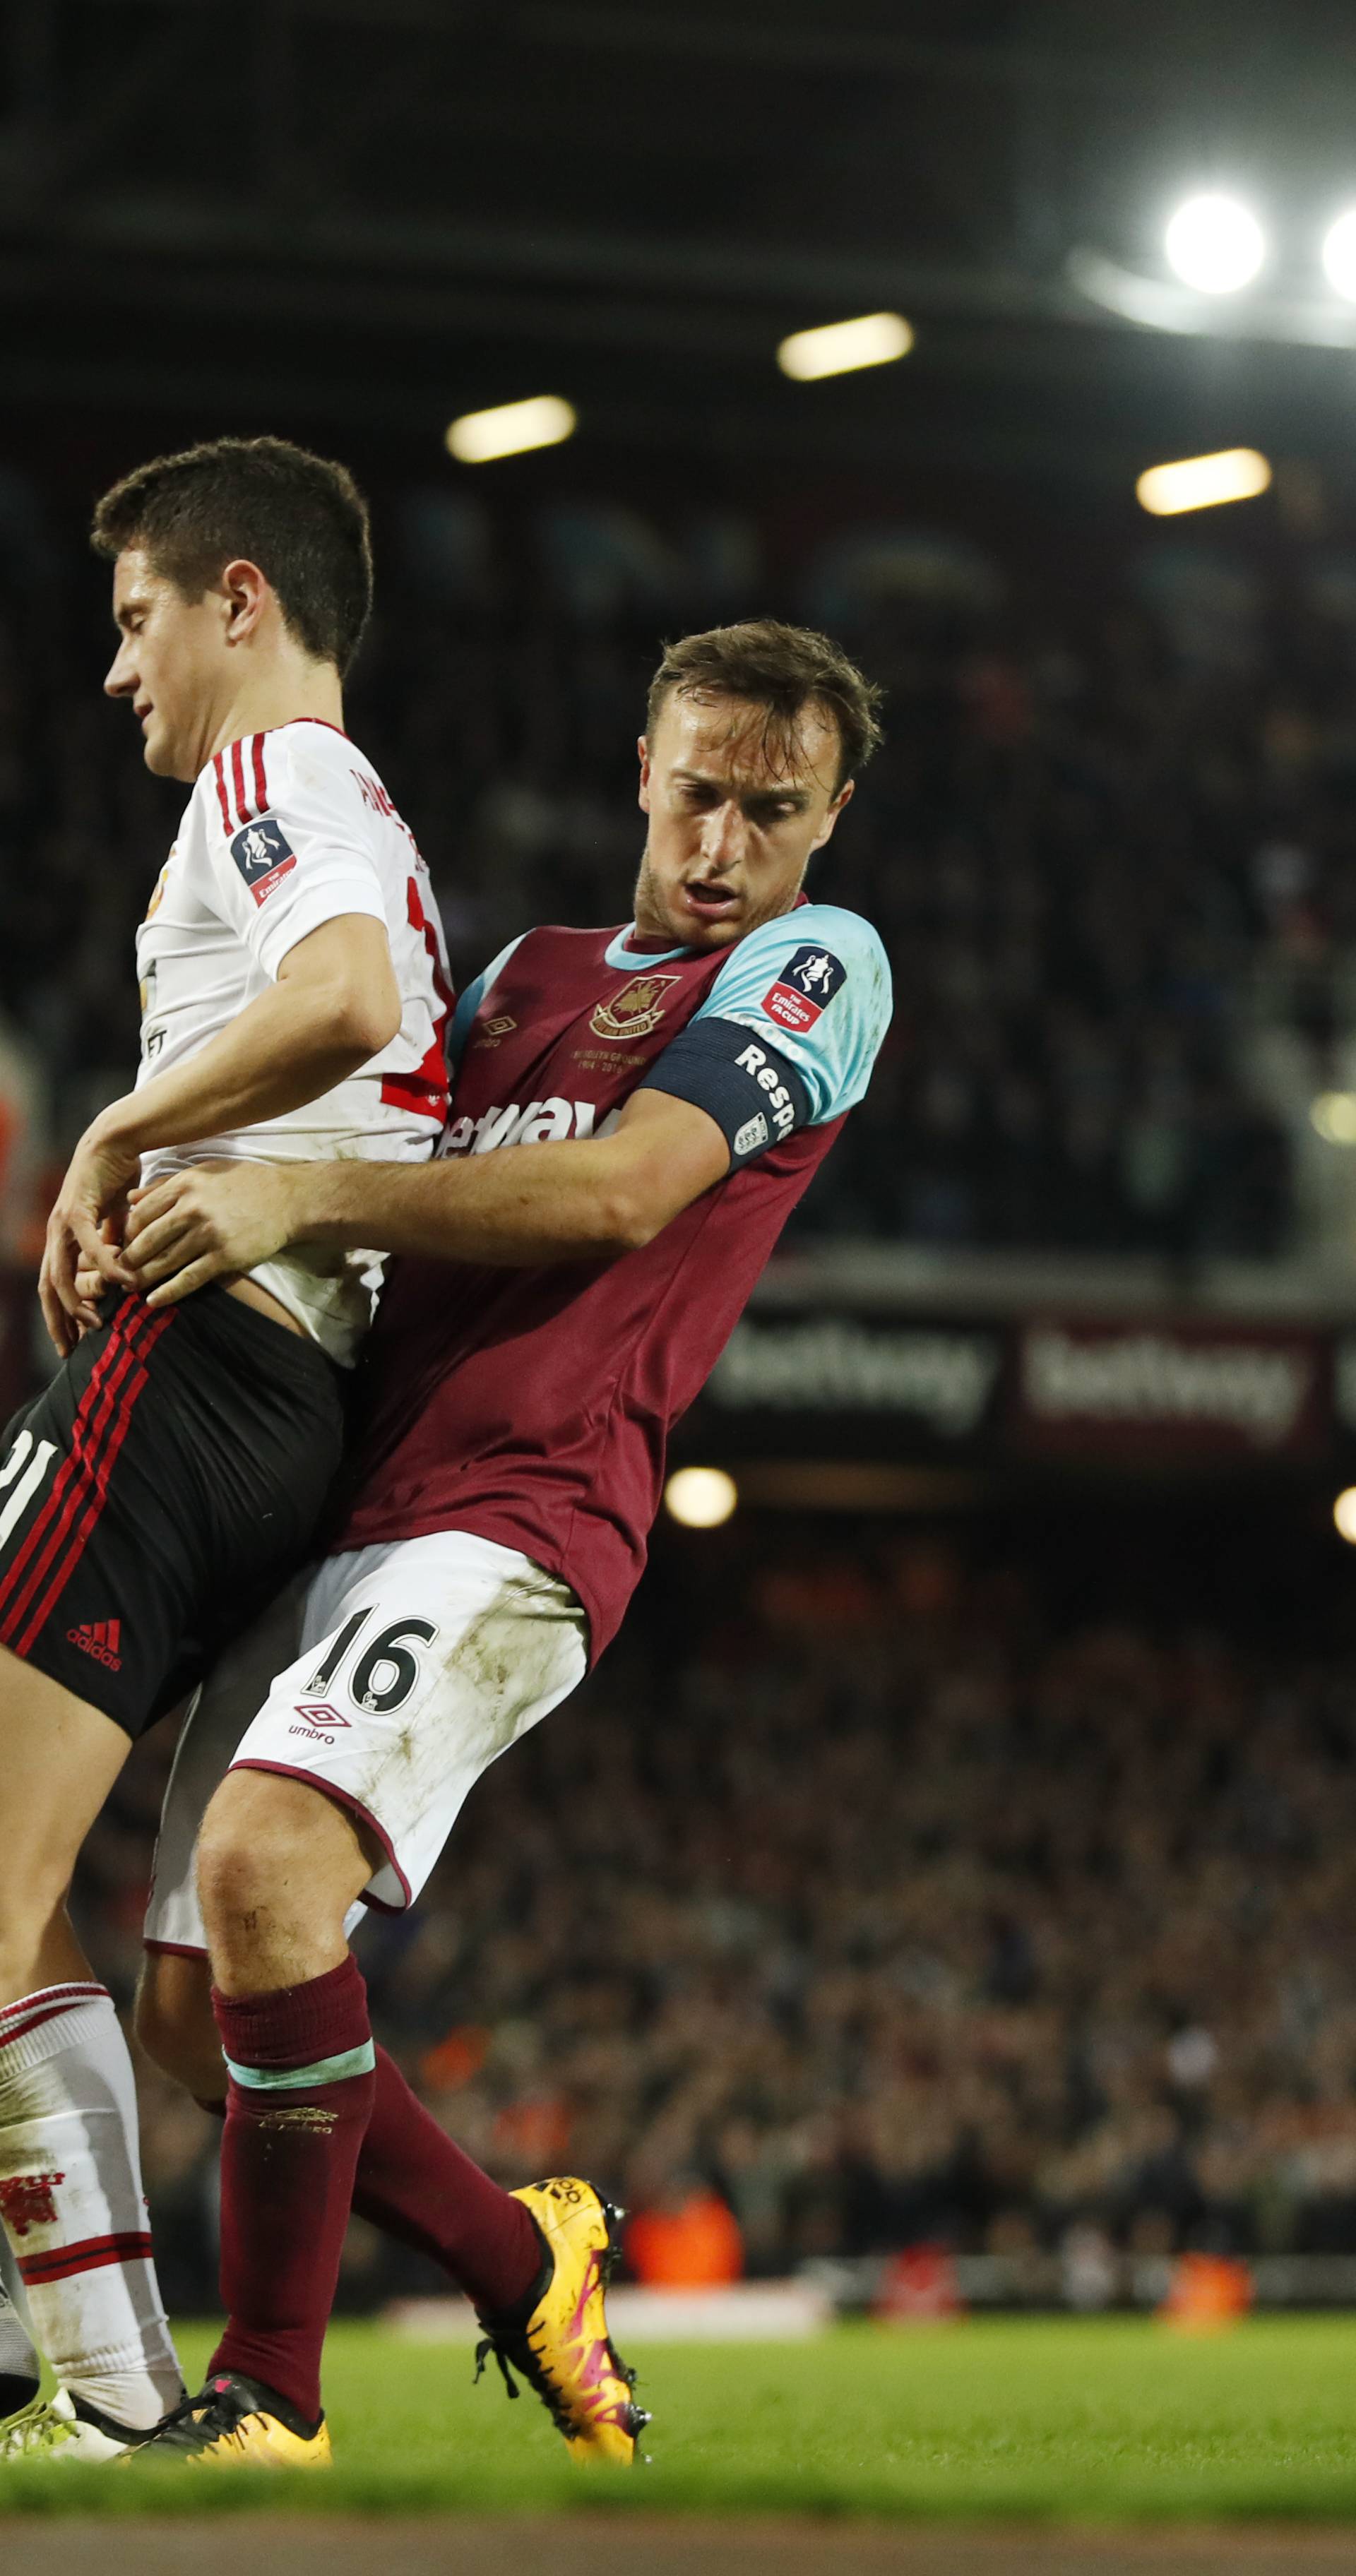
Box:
[634,692,853,950]
[104,549,231,783]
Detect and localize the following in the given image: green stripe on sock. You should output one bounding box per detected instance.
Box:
[224,2039,376,2092]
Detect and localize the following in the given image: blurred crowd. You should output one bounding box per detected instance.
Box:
[3,466,1349,1262]
[73,1530,1356,2308]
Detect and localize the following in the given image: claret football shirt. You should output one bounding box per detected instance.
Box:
[338,902,891,1651]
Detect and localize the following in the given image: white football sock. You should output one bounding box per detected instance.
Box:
[0,1984,183,2428]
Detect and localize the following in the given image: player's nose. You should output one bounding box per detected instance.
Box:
[699,800,743,868]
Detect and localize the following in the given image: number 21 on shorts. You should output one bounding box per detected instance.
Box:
[0,1429,58,1547]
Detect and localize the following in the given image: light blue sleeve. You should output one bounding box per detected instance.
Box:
[446,932,527,1074]
[691,905,892,1122]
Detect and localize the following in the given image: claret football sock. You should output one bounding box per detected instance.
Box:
[352,2044,546,2316]
[210,1953,377,2423]
[198,2039,545,2320]
[0,1985,183,2428]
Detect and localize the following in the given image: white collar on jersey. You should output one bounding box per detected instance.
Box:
[605,925,696,969]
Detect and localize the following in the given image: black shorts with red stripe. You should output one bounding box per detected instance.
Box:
[0,1286,344,1738]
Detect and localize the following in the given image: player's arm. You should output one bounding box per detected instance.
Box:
[42,738,404,1345]
[123,906,892,1302]
[121,1085,730,1299]
[41,915,400,1346]
[102,913,398,1152]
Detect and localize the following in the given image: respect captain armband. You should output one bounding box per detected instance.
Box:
[637,1015,811,1165]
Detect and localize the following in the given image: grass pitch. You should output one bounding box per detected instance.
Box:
[4,2315,1356,2520]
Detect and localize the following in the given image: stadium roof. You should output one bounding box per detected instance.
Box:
[8,0,1356,490]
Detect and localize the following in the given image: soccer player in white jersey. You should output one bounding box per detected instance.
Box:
[0,436,449,2458]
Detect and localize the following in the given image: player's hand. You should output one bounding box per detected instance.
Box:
[40,1116,140,1354]
[41,1244,117,1356]
[69,1224,119,1340]
[124,1161,298,1306]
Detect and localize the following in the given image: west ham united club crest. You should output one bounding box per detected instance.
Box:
[590,972,682,1042]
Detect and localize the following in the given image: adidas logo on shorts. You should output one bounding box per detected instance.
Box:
[67,1619,122,1671]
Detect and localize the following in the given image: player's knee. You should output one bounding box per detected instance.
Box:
[196,1767,370,1960]
[135,1951,222,2099]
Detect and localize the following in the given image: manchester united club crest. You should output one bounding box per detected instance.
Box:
[590,972,682,1042]
[0,2170,64,2234]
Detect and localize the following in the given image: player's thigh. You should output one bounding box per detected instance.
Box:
[227,1531,590,1912]
[0,1289,343,1748]
[0,1642,129,1902]
[144,1570,313,1960]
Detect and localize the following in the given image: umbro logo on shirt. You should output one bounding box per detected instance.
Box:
[67,1620,121,1671]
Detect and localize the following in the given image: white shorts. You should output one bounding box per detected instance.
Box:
[144,1530,589,1951]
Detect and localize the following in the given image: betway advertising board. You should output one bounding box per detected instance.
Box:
[1011,1318,1328,1460]
[703,1311,1351,1465]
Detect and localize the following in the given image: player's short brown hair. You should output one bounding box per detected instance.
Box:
[646,618,884,792]
[90,435,373,676]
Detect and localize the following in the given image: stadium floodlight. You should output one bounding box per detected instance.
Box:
[665,1466,738,1528]
[1321,208,1356,302]
[445,395,576,465]
[1164,193,1266,294]
[777,312,913,381]
[1334,1489,1356,1545]
[1136,448,1272,516]
[1310,1090,1356,1143]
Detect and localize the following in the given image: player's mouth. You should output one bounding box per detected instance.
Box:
[134,701,153,729]
[681,881,742,924]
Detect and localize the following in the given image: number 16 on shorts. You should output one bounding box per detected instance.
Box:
[217,1531,590,1914]
[295,1608,439,1734]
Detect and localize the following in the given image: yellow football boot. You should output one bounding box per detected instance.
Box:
[125,2372,332,2467]
[475,2176,650,2464]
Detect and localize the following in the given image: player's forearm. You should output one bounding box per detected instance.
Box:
[280,1139,661,1266]
[96,979,386,1159]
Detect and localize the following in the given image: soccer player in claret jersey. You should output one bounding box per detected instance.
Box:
[0,438,450,2459]
[119,619,892,2469]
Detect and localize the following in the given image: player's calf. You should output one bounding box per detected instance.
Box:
[134,1951,222,2104]
[186,1770,383,2438]
[0,1652,183,2440]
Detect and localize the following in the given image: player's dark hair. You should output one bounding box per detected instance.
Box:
[90,435,373,676]
[647,618,884,792]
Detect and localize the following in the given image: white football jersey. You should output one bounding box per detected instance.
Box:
[135,717,451,1364]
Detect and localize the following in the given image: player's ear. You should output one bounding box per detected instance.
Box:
[637,734,652,813]
[810,776,854,853]
[220,558,270,647]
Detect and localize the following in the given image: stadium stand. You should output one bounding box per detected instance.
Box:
[76,1523,1356,2309]
[0,466,1315,1265]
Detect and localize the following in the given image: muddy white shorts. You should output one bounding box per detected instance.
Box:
[144,1530,589,1951]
